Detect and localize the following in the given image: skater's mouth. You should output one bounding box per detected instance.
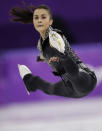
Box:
[38,25,44,27]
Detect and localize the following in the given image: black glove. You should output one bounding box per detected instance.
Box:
[36,56,45,62]
[36,56,41,62]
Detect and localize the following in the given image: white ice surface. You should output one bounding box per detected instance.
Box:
[0,98,102,131]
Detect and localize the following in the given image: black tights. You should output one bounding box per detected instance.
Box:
[23,58,97,98]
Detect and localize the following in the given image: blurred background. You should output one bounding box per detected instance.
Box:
[0,0,102,130]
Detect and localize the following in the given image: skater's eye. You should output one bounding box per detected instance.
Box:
[34,16,39,20]
[42,16,46,19]
[34,14,47,20]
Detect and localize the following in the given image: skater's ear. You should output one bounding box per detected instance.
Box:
[49,19,53,26]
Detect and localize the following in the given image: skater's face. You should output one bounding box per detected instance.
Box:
[33,9,53,34]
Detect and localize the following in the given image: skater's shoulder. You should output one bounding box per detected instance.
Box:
[49,26,63,35]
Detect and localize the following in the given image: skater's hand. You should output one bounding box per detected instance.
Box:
[40,54,45,62]
[48,57,60,63]
[36,56,45,62]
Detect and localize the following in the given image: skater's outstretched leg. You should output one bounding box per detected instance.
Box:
[18,64,85,98]
[18,64,97,98]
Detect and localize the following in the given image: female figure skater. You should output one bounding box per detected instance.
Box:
[10,3,97,98]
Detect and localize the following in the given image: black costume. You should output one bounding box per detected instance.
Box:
[23,27,97,98]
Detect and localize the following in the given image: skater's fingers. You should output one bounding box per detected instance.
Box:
[52,57,59,62]
[48,57,59,63]
[49,57,56,62]
[48,58,54,63]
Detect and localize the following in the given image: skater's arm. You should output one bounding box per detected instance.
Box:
[49,32,82,64]
[47,47,67,64]
[49,27,82,64]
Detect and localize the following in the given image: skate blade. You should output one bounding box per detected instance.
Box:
[26,89,30,95]
[18,64,30,95]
